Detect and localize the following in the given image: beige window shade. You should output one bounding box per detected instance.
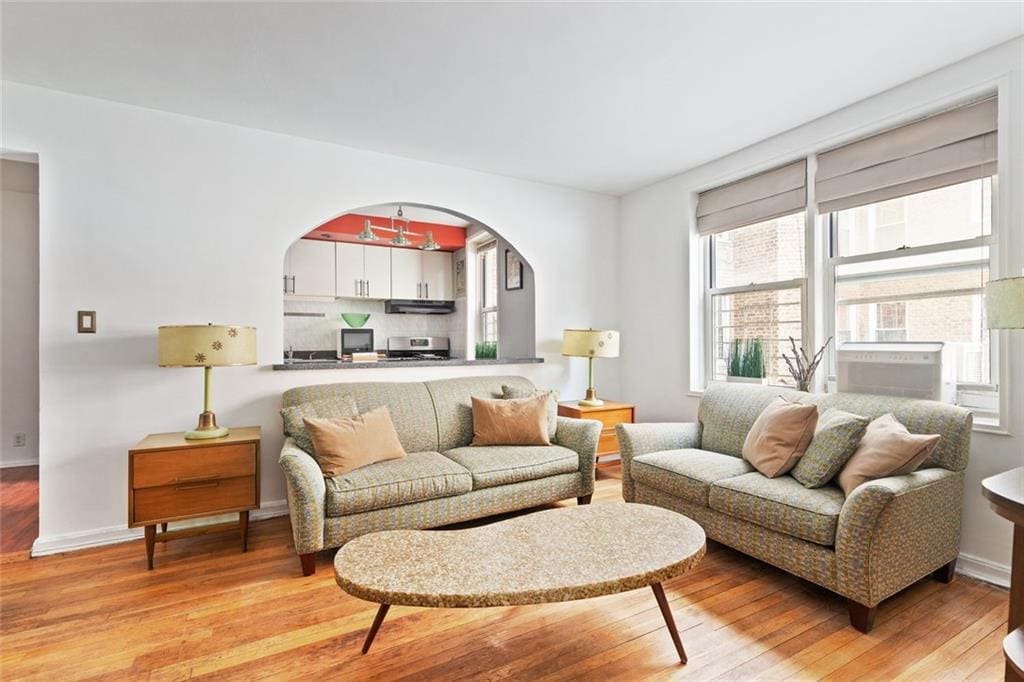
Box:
[696,159,806,236]
[816,97,997,214]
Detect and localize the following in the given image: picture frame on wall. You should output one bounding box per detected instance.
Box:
[454,255,466,297]
[505,249,523,290]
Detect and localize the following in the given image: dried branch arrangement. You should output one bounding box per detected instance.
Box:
[782,336,832,392]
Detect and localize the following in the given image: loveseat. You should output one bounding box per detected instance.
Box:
[617,382,972,632]
[279,376,601,575]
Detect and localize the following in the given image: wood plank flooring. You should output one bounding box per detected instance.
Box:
[0,465,1008,680]
[0,465,38,554]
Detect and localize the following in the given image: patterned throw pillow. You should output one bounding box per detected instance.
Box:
[280,395,359,454]
[792,408,869,488]
[501,385,558,440]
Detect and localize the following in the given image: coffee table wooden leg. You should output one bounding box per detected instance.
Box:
[651,582,687,664]
[361,603,390,654]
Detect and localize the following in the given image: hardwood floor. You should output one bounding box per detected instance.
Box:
[0,465,38,554]
[0,465,1008,680]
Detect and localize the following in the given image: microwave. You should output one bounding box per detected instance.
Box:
[337,328,374,357]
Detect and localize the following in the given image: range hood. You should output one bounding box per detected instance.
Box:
[385,299,455,314]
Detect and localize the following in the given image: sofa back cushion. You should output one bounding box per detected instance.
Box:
[282,380,439,454]
[699,382,806,458]
[426,376,536,451]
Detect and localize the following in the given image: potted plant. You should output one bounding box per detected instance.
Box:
[726,338,767,385]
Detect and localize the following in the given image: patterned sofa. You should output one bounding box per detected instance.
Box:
[617,382,972,632]
[279,375,601,575]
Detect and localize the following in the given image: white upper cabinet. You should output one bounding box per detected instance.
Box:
[362,246,392,300]
[422,251,453,301]
[336,243,392,299]
[335,242,365,298]
[285,239,335,298]
[390,247,422,300]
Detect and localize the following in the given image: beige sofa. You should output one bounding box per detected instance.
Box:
[617,382,972,632]
[279,375,602,575]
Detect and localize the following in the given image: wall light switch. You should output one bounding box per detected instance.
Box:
[77,310,97,333]
[13,433,26,447]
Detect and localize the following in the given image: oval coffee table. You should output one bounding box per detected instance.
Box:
[334,503,706,663]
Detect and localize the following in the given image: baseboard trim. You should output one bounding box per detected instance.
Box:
[31,498,290,557]
[957,551,1010,588]
[0,457,39,469]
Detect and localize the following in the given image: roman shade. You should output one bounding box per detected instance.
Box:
[816,97,997,214]
[696,159,807,236]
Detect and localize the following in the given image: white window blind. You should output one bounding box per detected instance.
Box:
[816,97,997,214]
[696,159,807,236]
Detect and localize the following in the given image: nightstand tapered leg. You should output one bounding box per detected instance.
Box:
[144,525,156,570]
[240,511,249,552]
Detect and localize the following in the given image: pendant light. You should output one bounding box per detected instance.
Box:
[390,205,411,246]
[420,231,440,251]
[391,226,411,246]
[356,219,380,241]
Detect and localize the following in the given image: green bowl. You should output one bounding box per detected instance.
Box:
[341,313,371,328]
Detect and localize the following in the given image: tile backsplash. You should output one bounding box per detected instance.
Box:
[284,298,466,356]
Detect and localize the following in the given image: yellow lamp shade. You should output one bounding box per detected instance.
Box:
[562,329,620,358]
[158,324,257,367]
[985,277,1024,330]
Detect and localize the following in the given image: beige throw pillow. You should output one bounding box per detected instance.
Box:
[303,406,407,477]
[742,397,818,478]
[471,394,551,446]
[501,385,559,440]
[837,413,940,496]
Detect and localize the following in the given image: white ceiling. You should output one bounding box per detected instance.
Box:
[2,2,1022,195]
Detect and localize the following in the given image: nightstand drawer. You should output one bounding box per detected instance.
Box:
[132,476,256,524]
[598,430,621,456]
[591,408,634,429]
[132,444,256,489]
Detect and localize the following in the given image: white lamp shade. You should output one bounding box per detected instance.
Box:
[562,329,620,358]
[985,277,1024,330]
[158,324,257,367]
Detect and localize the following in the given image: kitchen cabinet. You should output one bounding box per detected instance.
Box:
[422,251,453,301]
[284,239,335,298]
[390,249,453,301]
[336,243,392,299]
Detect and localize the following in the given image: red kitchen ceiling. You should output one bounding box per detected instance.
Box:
[302,213,466,251]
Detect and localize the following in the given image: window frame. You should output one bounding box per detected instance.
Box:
[478,240,499,344]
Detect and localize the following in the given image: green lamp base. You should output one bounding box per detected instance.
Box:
[578,398,605,407]
[578,386,604,407]
[184,409,229,440]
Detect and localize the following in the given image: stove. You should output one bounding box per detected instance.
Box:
[386,336,452,361]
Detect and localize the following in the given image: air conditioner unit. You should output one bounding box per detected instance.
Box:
[837,342,955,402]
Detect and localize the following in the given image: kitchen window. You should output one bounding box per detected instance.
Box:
[479,241,498,344]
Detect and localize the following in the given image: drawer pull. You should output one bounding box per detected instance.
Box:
[174,474,221,484]
[175,481,221,491]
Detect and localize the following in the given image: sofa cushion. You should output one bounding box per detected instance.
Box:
[501,384,559,440]
[426,376,537,451]
[709,472,845,546]
[280,395,359,455]
[792,408,869,488]
[443,445,579,490]
[699,382,808,457]
[742,397,818,478]
[632,449,753,506]
[325,451,472,517]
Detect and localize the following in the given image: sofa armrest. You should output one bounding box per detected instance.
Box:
[554,416,602,492]
[616,422,701,502]
[279,437,326,555]
[835,468,964,607]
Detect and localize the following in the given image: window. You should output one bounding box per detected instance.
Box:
[708,213,806,386]
[829,179,994,388]
[479,241,498,344]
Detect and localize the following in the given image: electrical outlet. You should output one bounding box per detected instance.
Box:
[13,433,26,447]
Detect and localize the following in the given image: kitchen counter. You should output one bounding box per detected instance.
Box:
[271,357,544,370]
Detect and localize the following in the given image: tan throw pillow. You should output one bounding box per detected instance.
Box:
[471,394,551,446]
[837,413,940,496]
[742,397,818,478]
[501,385,559,441]
[303,406,407,477]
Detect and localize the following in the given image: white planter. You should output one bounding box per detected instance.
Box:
[726,375,768,385]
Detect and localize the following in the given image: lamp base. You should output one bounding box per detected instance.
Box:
[578,387,604,407]
[185,411,229,440]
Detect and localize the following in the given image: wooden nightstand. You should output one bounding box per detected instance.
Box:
[557,400,635,466]
[128,427,261,569]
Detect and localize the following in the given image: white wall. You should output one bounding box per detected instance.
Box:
[0,81,620,554]
[620,37,1024,585]
[1,159,40,468]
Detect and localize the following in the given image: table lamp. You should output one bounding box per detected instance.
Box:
[986,276,1024,331]
[562,328,620,406]
[158,324,257,439]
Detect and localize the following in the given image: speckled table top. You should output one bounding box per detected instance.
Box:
[334,503,706,608]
